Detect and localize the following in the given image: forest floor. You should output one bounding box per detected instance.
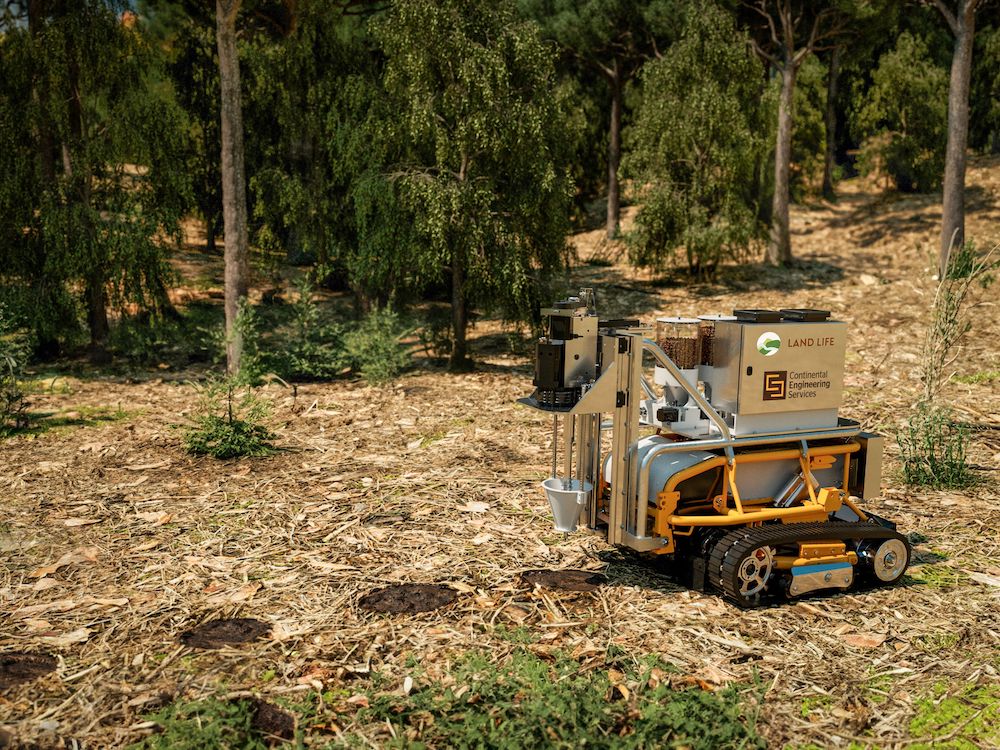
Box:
[2,159,1000,749]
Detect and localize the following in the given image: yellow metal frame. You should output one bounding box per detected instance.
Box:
[648,442,864,554]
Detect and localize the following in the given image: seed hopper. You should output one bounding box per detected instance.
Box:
[520,289,910,607]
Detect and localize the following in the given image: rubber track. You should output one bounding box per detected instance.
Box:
[706,521,910,608]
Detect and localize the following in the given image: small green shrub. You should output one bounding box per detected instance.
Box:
[898,405,972,488]
[110,314,174,363]
[279,280,346,381]
[0,303,30,435]
[416,305,453,361]
[343,307,411,385]
[110,307,217,366]
[183,380,277,459]
[212,300,269,386]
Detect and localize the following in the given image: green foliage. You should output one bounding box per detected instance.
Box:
[108,308,217,367]
[243,6,378,271]
[970,26,1000,154]
[371,0,575,362]
[278,280,346,381]
[137,652,763,749]
[163,15,223,250]
[625,3,768,274]
[131,697,274,750]
[790,56,827,199]
[897,405,972,489]
[0,0,192,348]
[517,0,680,222]
[953,369,999,385]
[0,304,30,435]
[355,649,764,749]
[110,314,183,365]
[416,306,455,361]
[183,380,277,459]
[920,243,997,404]
[342,307,412,386]
[853,32,948,192]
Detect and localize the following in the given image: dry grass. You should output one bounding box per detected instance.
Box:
[2,160,1000,749]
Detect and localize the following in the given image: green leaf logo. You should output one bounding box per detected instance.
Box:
[756,332,781,357]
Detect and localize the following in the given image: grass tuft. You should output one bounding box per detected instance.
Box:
[908,684,1000,750]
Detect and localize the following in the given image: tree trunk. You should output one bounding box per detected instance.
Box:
[449,253,470,371]
[206,215,217,253]
[768,63,796,265]
[64,21,110,352]
[216,0,250,376]
[606,57,622,240]
[85,275,109,348]
[449,152,471,372]
[940,4,976,276]
[28,0,61,358]
[821,46,841,201]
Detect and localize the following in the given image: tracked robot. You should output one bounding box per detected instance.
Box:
[520,289,910,607]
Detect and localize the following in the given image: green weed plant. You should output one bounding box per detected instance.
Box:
[133,649,764,750]
[898,405,973,489]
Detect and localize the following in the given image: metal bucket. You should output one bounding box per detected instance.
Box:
[541,477,592,533]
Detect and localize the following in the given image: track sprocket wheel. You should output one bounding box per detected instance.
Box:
[707,527,775,609]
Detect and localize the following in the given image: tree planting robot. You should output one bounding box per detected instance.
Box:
[520,289,910,607]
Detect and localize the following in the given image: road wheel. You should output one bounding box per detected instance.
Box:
[857,536,910,584]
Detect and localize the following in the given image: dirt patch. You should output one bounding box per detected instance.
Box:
[358,584,458,614]
[250,698,295,740]
[178,619,271,649]
[521,569,607,592]
[0,652,57,690]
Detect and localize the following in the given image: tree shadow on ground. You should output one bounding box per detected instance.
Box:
[568,264,665,319]
[647,258,846,297]
[822,185,994,249]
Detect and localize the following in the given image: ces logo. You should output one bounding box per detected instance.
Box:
[763,371,787,400]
